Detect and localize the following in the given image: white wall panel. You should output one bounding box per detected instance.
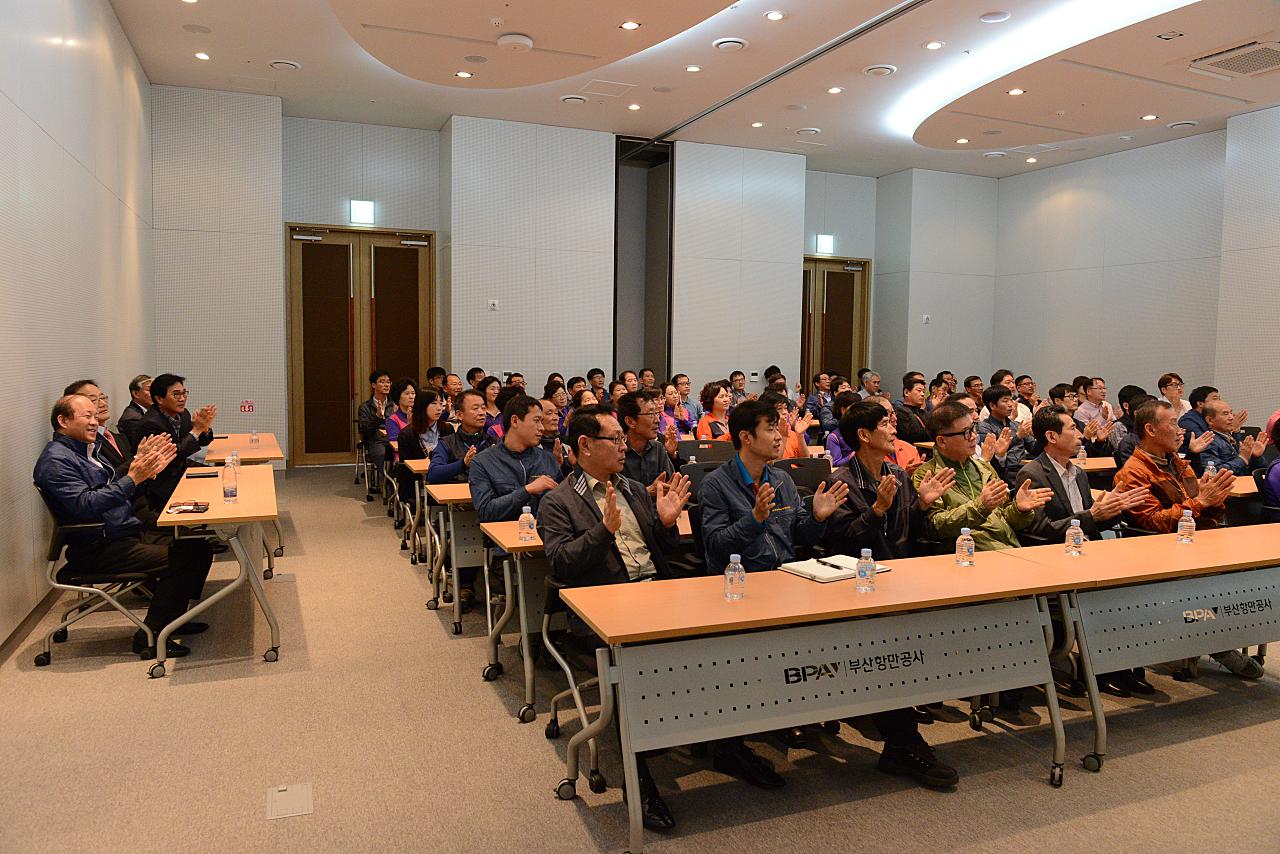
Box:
[0,0,153,643]
[906,272,994,379]
[804,170,876,260]
[452,117,538,250]
[672,142,743,263]
[1221,108,1280,254]
[910,170,997,276]
[874,170,912,275]
[740,148,805,264]
[870,272,909,380]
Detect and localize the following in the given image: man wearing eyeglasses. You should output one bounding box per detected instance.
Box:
[616,390,679,491]
[135,372,218,509]
[1047,383,1113,457]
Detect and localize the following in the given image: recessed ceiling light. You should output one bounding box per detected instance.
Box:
[714,37,749,51]
[827,87,843,94]
[194,52,210,60]
[751,122,764,128]
[455,70,474,78]
[1141,114,1158,120]
[1007,88,1025,96]
[955,138,969,144]
[862,64,897,77]
[1025,157,1037,163]
[182,23,210,33]
[559,94,587,104]
[924,40,945,50]
[627,103,641,111]
[652,85,672,93]
[1167,120,1198,129]
[182,0,198,4]
[620,21,641,30]
[268,60,301,71]
[796,127,821,135]
[983,151,1007,158]
[49,37,63,45]
[1119,135,1134,140]
[785,103,807,111]
[980,11,1011,23]
[685,64,702,73]
[765,11,786,21]
[463,55,488,64]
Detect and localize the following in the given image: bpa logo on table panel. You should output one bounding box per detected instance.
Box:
[782,661,842,684]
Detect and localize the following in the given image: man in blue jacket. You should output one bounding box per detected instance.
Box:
[1196,399,1267,475]
[428,390,492,484]
[34,394,213,660]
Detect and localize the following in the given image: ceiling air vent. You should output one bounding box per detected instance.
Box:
[1189,41,1280,79]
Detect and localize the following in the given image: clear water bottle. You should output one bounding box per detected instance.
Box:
[1076,444,1087,462]
[688,455,697,465]
[1204,459,1217,476]
[855,549,876,593]
[249,428,260,449]
[955,527,976,566]
[1065,518,1084,556]
[518,505,536,542]
[1177,509,1196,544]
[221,457,238,504]
[724,553,746,601]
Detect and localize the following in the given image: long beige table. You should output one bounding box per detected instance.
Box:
[154,465,282,678]
[425,482,485,635]
[206,432,284,464]
[400,458,431,564]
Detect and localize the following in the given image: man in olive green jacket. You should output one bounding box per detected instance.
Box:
[913,402,1053,550]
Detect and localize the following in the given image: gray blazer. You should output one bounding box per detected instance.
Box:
[1014,452,1101,542]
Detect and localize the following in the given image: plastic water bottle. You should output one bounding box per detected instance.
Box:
[221,456,238,504]
[249,428,260,449]
[1177,509,1196,544]
[1076,445,1087,462]
[1204,459,1217,476]
[724,553,746,601]
[518,506,536,542]
[688,455,697,465]
[855,549,876,593]
[1065,519,1084,556]
[955,527,976,566]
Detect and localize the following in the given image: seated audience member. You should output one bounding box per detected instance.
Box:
[894,376,931,446]
[1046,382,1112,456]
[874,397,923,473]
[135,373,216,509]
[963,375,984,409]
[1072,375,1091,400]
[35,395,212,660]
[804,372,833,423]
[384,378,417,450]
[546,372,565,389]
[1196,399,1266,475]
[977,386,1034,479]
[428,390,492,484]
[1114,394,1163,467]
[659,382,693,436]
[1015,374,1040,411]
[538,405,691,830]
[939,371,957,393]
[858,370,882,399]
[395,389,455,500]
[477,376,502,430]
[1263,419,1280,522]
[698,399,848,788]
[566,387,599,428]
[470,395,562,525]
[538,398,569,474]
[1178,385,1221,455]
[566,375,587,397]
[927,377,949,414]
[505,372,526,390]
[761,391,815,461]
[587,368,610,404]
[617,390,679,488]
[891,371,925,409]
[426,366,447,395]
[764,374,799,411]
[607,380,628,408]
[985,370,1031,423]
[638,368,657,390]
[619,370,640,394]
[817,376,854,435]
[358,370,393,476]
[824,391,862,466]
[1075,377,1120,441]
[466,367,486,389]
[1115,400,1260,678]
[544,382,570,434]
[821,399,960,789]
[673,373,703,422]
[441,373,463,422]
[65,380,132,477]
[695,382,732,441]
[729,370,751,407]
[486,385,524,442]
[118,373,152,444]
[1157,372,1191,414]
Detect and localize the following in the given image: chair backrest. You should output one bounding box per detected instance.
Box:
[34,485,104,564]
[772,456,833,496]
[1241,425,1261,440]
[677,439,735,464]
[681,461,725,502]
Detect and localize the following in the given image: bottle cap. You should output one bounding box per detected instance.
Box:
[960,527,971,535]
[522,505,531,514]
[730,553,741,563]
[1071,519,1081,526]
[1183,509,1192,516]
[860,549,872,558]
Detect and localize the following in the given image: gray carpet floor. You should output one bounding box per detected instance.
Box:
[2,466,1278,853]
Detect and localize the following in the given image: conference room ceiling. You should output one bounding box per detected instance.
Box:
[111,0,1280,178]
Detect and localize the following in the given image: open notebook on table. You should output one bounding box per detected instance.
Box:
[780,555,892,583]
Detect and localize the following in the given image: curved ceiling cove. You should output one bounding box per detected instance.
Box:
[886,0,1201,140]
[328,0,733,89]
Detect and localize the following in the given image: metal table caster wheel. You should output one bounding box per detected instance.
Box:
[1082,753,1103,772]
[34,651,51,667]
[517,704,536,723]
[274,547,284,557]
[1050,764,1064,788]
[410,554,418,565]
[482,662,503,681]
[263,569,273,580]
[452,622,463,635]
[588,771,607,794]
[52,628,68,643]
[366,494,375,502]
[264,647,279,663]
[979,705,995,723]
[545,718,560,739]
[401,540,409,550]
[822,720,841,735]
[969,712,983,732]
[148,661,166,679]
[425,598,439,610]
[555,779,576,801]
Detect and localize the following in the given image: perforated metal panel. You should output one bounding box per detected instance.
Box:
[616,598,1051,753]
[447,509,488,568]
[1076,567,1280,674]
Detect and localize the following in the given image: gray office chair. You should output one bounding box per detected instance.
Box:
[680,461,724,502]
[773,456,832,496]
[541,576,607,795]
[677,439,735,464]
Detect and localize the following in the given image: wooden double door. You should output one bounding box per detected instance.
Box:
[800,257,871,386]
[287,226,434,465]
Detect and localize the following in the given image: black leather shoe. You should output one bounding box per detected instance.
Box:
[773,727,808,749]
[210,542,229,555]
[879,741,959,789]
[172,621,209,636]
[133,634,191,660]
[713,745,785,789]
[1098,675,1132,697]
[638,780,675,831]
[1123,672,1156,695]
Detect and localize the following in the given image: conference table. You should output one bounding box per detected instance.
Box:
[153,465,282,678]
[424,483,486,635]
[204,432,287,574]
[401,458,432,567]
[557,523,1280,852]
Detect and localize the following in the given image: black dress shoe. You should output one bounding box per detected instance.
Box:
[172,621,209,636]
[209,542,229,555]
[773,727,808,749]
[1097,675,1132,697]
[879,741,959,789]
[637,780,675,831]
[133,634,191,660]
[1123,672,1156,695]
[713,745,785,789]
